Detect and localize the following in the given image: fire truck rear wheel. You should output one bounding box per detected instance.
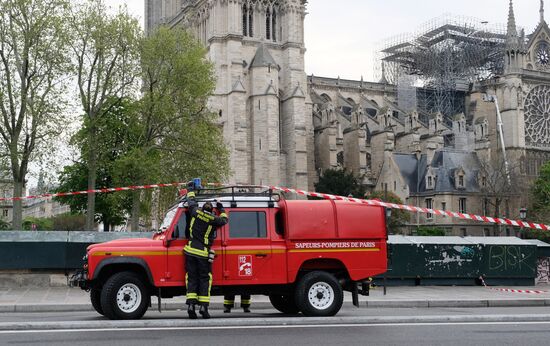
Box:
[295,271,343,317]
[90,288,104,315]
[269,294,300,314]
[100,271,149,320]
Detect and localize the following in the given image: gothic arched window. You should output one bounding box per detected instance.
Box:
[265,5,277,41]
[249,6,254,37]
[242,4,248,36]
[272,9,277,41]
[242,4,253,37]
[266,8,271,40]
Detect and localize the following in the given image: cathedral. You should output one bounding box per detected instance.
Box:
[146,0,550,235]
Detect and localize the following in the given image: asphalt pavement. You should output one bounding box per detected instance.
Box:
[2,283,550,313]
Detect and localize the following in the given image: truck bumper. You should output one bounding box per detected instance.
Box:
[68,270,90,290]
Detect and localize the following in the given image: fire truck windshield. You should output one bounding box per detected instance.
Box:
[160,207,177,231]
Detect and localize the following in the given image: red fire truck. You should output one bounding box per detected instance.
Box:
[69,186,388,319]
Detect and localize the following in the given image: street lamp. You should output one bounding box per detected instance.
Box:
[519,208,527,239]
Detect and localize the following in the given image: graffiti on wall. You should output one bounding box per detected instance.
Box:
[537,257,550,284]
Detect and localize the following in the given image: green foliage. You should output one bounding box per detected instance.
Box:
[315,169,366,198]
[530,162,550,224]
[22,217,54,231]
[415,226,446,236]
[367,191,411,234]
[0,218,10,230]
[0,0,72,229]
[52,214,86,232]
[55,98,135,231]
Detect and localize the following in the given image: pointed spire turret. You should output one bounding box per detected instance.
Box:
[541,0,545,23]
[379,62,388,84]
[506,0,519,48]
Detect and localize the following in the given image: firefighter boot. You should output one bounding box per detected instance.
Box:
[243,306,251,313]
[223,306,231,313]
[199,305,211,319]
[187,304,197,319]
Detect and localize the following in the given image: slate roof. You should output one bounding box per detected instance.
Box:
[393,150,481,195]
[250,44,278,69]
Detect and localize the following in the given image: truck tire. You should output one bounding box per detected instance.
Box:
[90,288,104,315]
[100,271,149,320]
[295,271,343,317]
[269,294,300,314]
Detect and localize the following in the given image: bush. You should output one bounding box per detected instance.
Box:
[22,217,54,231]
[52,214,87,231]
[0,218,10,230]
[415,226,446,236]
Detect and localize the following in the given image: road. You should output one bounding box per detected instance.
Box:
[2,321,550,346]
[2,307,550,345]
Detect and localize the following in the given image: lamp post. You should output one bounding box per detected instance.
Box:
[519,208,527,238]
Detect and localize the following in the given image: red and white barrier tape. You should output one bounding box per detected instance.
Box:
[479,276,548,294]
[0,183,183,202]
[260,185,550,232]
[3,180,550,232]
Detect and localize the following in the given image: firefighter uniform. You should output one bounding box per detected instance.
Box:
[224,294,251,313]
[184,191,227,318]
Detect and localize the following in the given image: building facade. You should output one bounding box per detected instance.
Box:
[146,0,550,235]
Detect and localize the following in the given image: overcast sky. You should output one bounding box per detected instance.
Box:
[107,0,543,80]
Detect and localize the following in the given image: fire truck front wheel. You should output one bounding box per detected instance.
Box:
[100,271,149,320]
[295,271,343,317]
[90,288,104,315]
[269,294,300,314]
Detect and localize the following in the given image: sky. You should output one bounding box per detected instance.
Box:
[108,0,543,80]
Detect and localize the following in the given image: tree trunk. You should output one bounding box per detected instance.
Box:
[86,125,98,231]
[103,221,109,233]
[12,181,24,230]
[130,190,140,231]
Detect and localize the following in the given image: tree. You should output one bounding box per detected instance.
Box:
[314,169,366,198]
[530,161,550,225]
[0,0,71,229]
[132,27,229,229]
[478,156,524,235]
[69,0,141,231]
[367,191,411,234]
[55,98,135,232]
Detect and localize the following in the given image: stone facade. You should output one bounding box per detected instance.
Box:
[146,0,550,235]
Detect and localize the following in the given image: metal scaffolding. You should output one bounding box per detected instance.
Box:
[376,14,508,119]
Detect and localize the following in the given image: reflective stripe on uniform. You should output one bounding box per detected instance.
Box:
[224,300,234,305]
[204,225,212,246]
[220,212,227,219]
[207,273,213,297]
[198,296,210,303]
[187,293,197,299]
[184,245,209,258]
[241,299,251,305]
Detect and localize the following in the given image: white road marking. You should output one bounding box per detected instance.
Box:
[2,321,550,334]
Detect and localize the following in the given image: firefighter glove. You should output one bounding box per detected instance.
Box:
[208,249,216,263]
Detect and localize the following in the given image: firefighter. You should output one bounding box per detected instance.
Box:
[223,294,251,313]
[184,190,228,319]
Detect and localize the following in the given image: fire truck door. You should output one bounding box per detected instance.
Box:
[166,209,223,285]
[222,210,274,284]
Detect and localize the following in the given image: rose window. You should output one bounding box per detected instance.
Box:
[524,85,550,147]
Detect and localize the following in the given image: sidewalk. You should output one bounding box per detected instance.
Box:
[1,284,550,313]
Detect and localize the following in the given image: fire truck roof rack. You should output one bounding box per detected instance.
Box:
[186,185,278,208]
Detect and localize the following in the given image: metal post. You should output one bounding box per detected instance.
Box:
[492,96,512,186]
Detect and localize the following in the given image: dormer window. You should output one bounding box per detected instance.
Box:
[426,168,436,190]
[455,167,466,190]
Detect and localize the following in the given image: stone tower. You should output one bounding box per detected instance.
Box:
[145,0,313,190]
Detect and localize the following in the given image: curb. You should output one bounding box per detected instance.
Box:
[2,314,550,331]
[2,299,550,313]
